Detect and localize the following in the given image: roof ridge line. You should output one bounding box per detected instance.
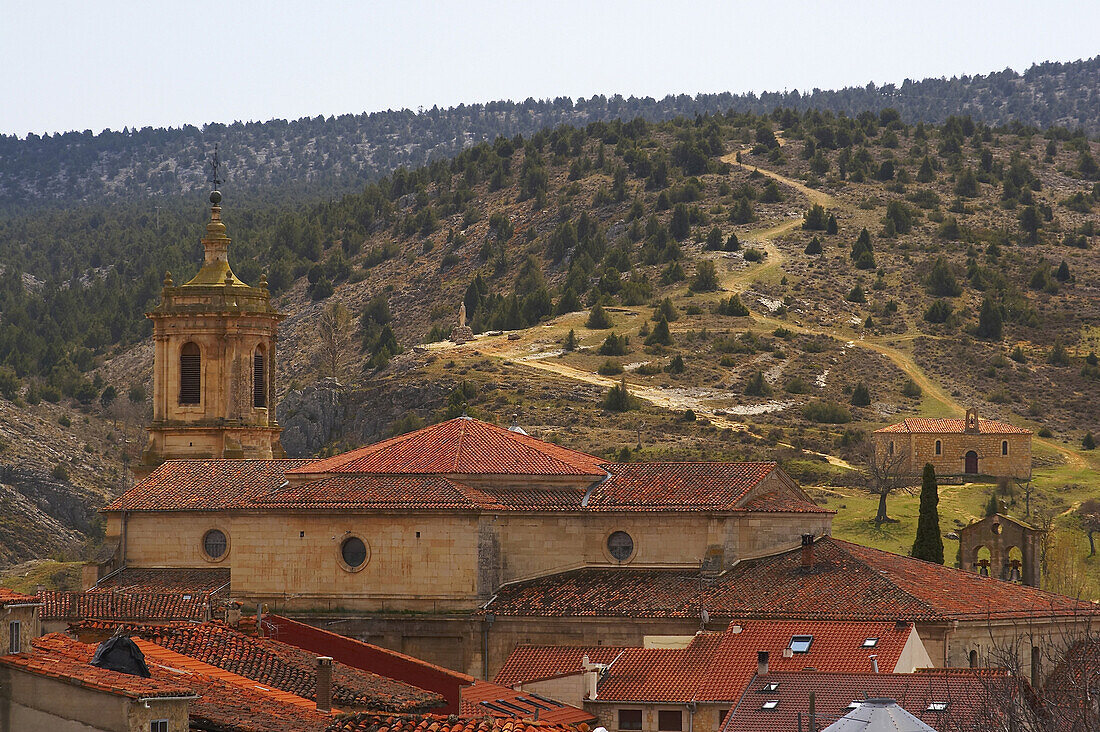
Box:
[823,539,943,617]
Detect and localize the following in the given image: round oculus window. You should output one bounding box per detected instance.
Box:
[203,530,227,560]
[341,537,368,568]
[607,531,634,561]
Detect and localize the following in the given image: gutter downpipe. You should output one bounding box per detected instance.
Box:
[686,700,696,732]
[581,469,613,508]
[482,611,496,680]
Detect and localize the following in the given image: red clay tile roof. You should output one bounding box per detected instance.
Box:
[460,679,596,724]
[587,463,804,512]
[257,475,489,510]
[103,420,806,514]
[38,590,212,622]
[495,620,916,704]
[0,587,39,605]
[485,538,1097,622]
[0,636,193,700]
[260,614,593,725]
[30,632,334,731]
[875,418,1032,435]
[89,567,231,595]
[326,712,590,732]
[722,670,1021,732]
[93,621,442,713]
[104,458,315,511]
[287,418,607,477]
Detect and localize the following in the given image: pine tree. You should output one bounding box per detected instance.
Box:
[826,214,839,235]
[586,303,613,329]
[563,329,578,351]
[1085,432,1097,450]
[977,296,1003,340]
[850,381,871,406]
[645,315,674,347]
[804,236,822,255]
[912,463,945,564]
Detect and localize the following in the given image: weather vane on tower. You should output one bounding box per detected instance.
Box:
[208,144,223,204]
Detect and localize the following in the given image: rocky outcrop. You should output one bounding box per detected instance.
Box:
[0,466,103,566]
[276,377,452,458]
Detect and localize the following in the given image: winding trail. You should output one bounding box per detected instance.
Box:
[428,146,1088,474]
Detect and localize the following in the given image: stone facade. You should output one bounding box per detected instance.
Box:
[873,410,1032,479]
[139,193,284,475]
[1,605,38,655]
[0,666,189,732]
[107,501,831,613]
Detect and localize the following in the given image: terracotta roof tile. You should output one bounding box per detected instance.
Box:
[0,637,193,700]
[722,670,1023,732]
[89,567,231,595]
[326,712,590,732]
[875,418,1032,435]
[495,620,915,704]
[38,590,211,622]
[104,458,315,512]
[485,538,1097,622]
[588,463,785,511]
[0,588,39,606]
[287,418,606,477]
[30,632,335,731]
[78,621,442,713]
[460,679,596,724]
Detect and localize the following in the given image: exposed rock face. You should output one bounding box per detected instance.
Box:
[276,378,451,458]
[0,466,102,566]
[276,378,347,458]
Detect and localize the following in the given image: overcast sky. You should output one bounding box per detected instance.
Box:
[3,1,1098,137]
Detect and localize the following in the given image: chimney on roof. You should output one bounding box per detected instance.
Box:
[757,651,769,676]
[870,654,879,673]
[801,534,815,571]
[316,656,334,712]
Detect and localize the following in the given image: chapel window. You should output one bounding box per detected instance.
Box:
[203,529,227,560]
[179,342,201,405]
[253,347,267,408]
[151,721,169,732]
[1002,440,1009,456]
[935,440,942,456]
[8,620,20,654]
[888,441,894,455]
[607,531,635,562]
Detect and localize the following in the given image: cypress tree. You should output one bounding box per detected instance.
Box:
[912,463,944,564]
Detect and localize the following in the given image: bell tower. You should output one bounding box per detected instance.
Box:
[138,157,285,475]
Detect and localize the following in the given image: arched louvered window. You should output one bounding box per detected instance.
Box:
[253,348,266,408]
[179,343,201,405]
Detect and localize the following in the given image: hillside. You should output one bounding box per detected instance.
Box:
[4,106,1100,598]
[3,57,1100,210]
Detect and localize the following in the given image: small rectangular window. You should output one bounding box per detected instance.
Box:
[926,702,949,712]
[618,709,642,731]
[789,635,813,653]
[762,700,779,710]
[760,682,780,693]
[151,721,169,732]
[847,701,862,709]
[1002,441,1009,456]
[9,621,20,653]
[935,440,942,455]
[658,710,683,731]
[862,637,879,648]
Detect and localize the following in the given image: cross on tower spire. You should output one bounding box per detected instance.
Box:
[208,144,223,192]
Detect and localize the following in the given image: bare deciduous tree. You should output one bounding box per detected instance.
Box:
[315,300,355,384]
[863,438,911,524]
